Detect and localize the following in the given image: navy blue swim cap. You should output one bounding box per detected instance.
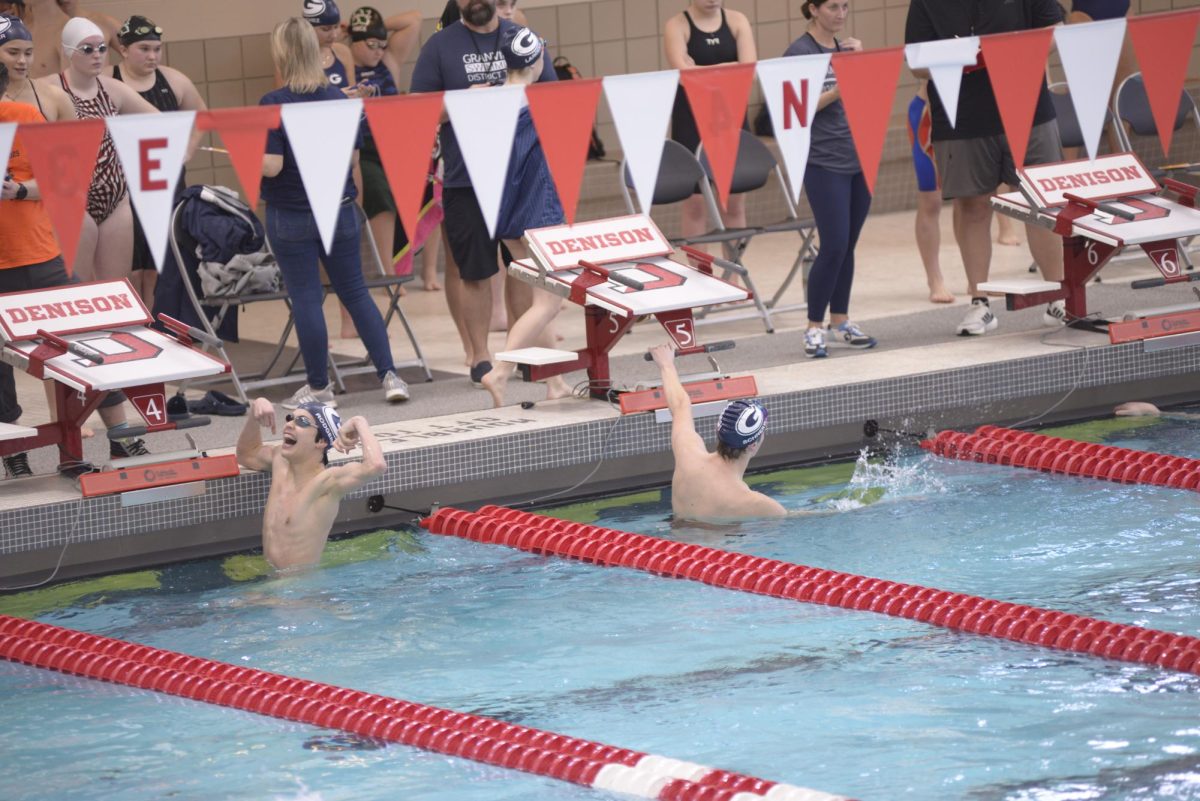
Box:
[501,26,542,70]
[303,0,341,26]
[298,402,342,452]
[717,400,767,450]
[0,14,33,45]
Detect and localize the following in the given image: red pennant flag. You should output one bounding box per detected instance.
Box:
[831,47,904,194]
[679,63,756,209]
[1128,10,1200,156]
[196,107,280,209]
[21,118,105,271]
[980,27,1055,168]
[526,78,603,225]
[363,93,443,246]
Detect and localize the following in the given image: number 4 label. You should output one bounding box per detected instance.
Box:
[131,393,166,426]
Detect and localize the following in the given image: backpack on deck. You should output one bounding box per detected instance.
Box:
[553,56,606,160]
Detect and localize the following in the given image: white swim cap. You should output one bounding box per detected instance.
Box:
[62,16,104,51]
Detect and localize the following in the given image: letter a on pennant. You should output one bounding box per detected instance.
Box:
[108,110,196,272]
[757,54,829,204]
[20,118,106,272]
[282,97,363,253]
[679,62,756,209]
[603,70,679,214]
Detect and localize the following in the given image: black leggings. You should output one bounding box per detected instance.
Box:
[803,165,871,323]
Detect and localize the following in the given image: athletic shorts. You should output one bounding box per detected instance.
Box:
[360,153,396,219]
[442,186,499,282]
[907,95,938,193]
[934,119,1063,200]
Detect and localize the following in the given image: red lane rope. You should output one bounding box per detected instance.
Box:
[921,426,1200,490]
[422,507,1200,676]
[0,615,849,801]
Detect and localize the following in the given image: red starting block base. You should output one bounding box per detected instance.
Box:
[1109,309,1200,344]
[79,454,240,498]
[618,375,758,415]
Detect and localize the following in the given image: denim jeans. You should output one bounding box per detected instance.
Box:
[266,203,395,389]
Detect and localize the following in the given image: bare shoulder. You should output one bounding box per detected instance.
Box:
[751,488,787,517]
[726,9,753,30]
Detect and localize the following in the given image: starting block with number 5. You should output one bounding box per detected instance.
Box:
[507,214,752,399]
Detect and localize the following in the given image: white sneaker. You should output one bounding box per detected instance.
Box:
[282,384,337,410]
[804,327,827,358]
[1043,299,1067,326]
[382,370,410,403]
[956,299,998,336]
[827,321,877,349]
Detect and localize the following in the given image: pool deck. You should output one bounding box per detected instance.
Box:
[3,207,1199,585]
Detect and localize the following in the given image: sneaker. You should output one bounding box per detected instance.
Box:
[3,452,32,478]
[804,327,827,359]
[1043,299,1068,326]
[956,299,998,336]
[827,321,877,349]
[283,384,337,410]
[110,437,150,460]
[382,370,410,403]
[57,461,96,480]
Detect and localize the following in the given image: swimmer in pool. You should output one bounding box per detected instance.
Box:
[1114,402,1200,420]
[650,344,786,522]
[237,397,386,571]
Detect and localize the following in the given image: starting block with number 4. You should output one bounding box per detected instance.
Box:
[505,214,752,399]
[0,279,239,497]
[987,152,1200,323]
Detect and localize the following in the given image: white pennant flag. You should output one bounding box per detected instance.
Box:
[905,37,979,129]
[281,98,363,253]
[756,54,830,204]
[1055,19,1126,161]
[0,123,15,180]
[107,110,196,271]
[444,85,525,238]
[603,70,679,213]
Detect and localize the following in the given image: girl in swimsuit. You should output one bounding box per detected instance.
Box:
[56,16,157,280]
[301,0,362,98]
[0,13,72,120]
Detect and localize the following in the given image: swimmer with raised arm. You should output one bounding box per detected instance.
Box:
[237,398,386,571]
[650,344,786,522]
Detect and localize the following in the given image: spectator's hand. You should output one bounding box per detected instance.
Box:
[252,398,276,434]
[1,180,19,201]
[841,37,863,52]
[649,344,676,369]
[1114,401,1161,417]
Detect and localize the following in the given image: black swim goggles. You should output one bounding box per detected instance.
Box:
[285,414,316,430]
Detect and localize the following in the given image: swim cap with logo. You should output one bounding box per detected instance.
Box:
[0,14,31,45]
[500,25,542,70]
[118,15,162,47]
[717,399,767,450]
[303,0,341,26]
[62,16,104,50]
[349,7,387,41]
[298,402,342,452]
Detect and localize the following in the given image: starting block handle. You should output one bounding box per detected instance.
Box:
[680,246,747,277]
[158,314,223,348]
[578,259,645,291]
[36,329,104,364]
[1062,192,1136,221]
[1132,272,1200,290]
[643,339,736,360]
[109,416,212,440]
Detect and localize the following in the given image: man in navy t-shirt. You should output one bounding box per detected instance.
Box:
[409,0,555,386]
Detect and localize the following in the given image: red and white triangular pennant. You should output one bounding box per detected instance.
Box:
[904,37,978,129]
[1128,9,1200,156]
[196,106,281,209]
[20,118,105,271]
[444,85,526,238]
[679,62,756,209]
[756,54,829,204]
[981,28,1055,168]
[281,97,363,253]
[0,123,15,180]
[363,93,443,247]
[527,78,603,225]
[1055,19,1126,161]
[603,70,679,213]
[108,110,197,272]
[832,47,904,193]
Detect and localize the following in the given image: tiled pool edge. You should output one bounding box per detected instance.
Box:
[2,340,1197,578]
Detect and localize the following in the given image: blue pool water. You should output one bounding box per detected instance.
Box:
[3,416,1200,800]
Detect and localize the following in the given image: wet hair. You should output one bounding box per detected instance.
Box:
[716,440,748,462]
[0,63,8,96]
[801,0,833,20]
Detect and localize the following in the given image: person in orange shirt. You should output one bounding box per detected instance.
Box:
[0,51,147,480]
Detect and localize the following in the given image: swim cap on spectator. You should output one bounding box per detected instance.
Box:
[303,0,341,26]
[62,16,104,50]
[500,26,541,70]
[0,14,31,45]
[298,402,342,452]
[118,15,162,46]
[349,7,386,41]
[717,400,768,450]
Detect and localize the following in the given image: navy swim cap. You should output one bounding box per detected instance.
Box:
[717,400,767,450]
[303,0,341,26]
[298,402,342,452]
[0,14,33,45]
[500,26,542,70]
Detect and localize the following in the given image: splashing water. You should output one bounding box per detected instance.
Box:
[816,449,948,512]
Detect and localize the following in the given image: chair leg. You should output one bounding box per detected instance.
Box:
[389,289,434,382]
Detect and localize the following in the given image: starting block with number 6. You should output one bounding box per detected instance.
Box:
[507,214,752,399]
[0,279,239,496]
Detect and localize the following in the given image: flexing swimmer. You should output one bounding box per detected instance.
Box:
[650,344,785,522]
[237,398,387,571]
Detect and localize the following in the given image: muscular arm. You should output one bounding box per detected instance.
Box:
[383,10,422,80]
[237,398,278,471]
[663,15,695,70]
[322,416,387,497]
[650,344,707,461]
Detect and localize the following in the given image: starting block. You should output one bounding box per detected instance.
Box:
[509,214,752,399]
[990,152,1200,325]
[0,279,238,496]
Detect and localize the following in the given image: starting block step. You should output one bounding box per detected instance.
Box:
[0,423,37,442]
[976,279,1061,295]
[496,347,577,366]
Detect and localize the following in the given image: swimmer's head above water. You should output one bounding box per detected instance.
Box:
[716,399,767,461]
[281,402,342,465]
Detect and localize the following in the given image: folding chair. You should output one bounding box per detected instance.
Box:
[326,204,433,390]
[168,192,329,404]
[618,139,777,332]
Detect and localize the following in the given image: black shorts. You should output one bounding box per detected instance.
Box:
[442,186,499,282]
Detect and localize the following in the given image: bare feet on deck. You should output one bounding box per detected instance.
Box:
[481,366,509,408]
[928,284,955,303]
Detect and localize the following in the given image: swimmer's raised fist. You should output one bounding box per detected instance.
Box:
[251,397,276,434]
[333,416,366,454]
[649,343,676,368]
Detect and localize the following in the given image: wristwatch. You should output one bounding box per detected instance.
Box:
[14,183,27,201]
